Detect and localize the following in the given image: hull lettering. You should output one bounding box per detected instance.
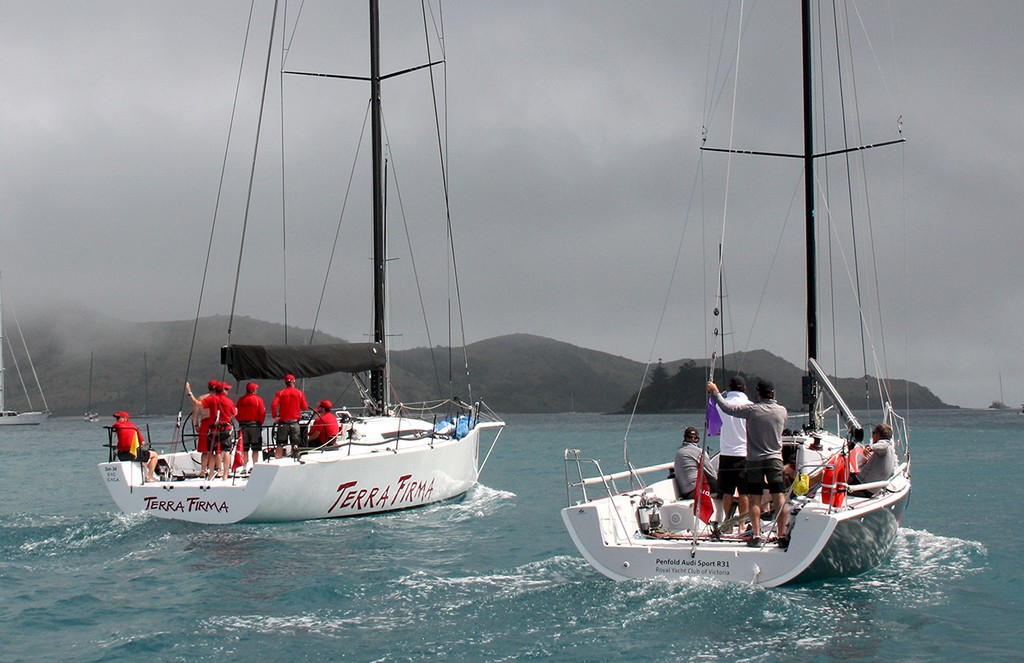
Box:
[328,474,436,514]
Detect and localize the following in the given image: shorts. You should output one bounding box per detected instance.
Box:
[210,424,233,454]
[117,449,153,463]
[715,455,747,497]
[275,421,300,446]
[743,458,787,495]
[239,423,262,452]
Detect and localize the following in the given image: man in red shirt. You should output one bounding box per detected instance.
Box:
[271,374,308,458]
[211,382,237,480]
[307,400,340,448]
[235,382,266,467]
[112,411,159,483]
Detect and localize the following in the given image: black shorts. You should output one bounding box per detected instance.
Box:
[275,421,300,445]
[743,458,787,495]
[715,455,747,497]
[210,424,233,453]
[239,423,262,452]
[117,449,153,463]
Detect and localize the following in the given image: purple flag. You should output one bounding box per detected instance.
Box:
[706,396,723,436]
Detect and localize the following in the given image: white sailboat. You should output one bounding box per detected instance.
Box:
[561,1,911,586]
[0,274,50,426]
[99,1,504,523]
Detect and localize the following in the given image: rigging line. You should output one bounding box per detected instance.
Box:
[279,0,297,343]
[850,0,902,120]
[835,0,874,410]
[703,1,754,138]
[622,153,704,460]
[309,100,372,345]
[815,1,840,379]
[740,173,802,357]
[423,0,471,401]
[709,0,746,386]
[3,295,47,411]
[844,0,897,405]
[180,0,259,420]
[420,0,451,388]
[813,177,890,404]
[2,333,32,410]
[379,110,445,398]
[227,0,282,344]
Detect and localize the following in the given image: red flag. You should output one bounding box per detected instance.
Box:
[693,452,714,524]
[232,434,245,471]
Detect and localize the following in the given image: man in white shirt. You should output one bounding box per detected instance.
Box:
[716,376,752,527]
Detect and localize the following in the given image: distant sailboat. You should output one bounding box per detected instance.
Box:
[0,274,50,426]
[989,372,1009,409]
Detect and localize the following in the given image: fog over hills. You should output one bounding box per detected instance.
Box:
[2,307,952,416]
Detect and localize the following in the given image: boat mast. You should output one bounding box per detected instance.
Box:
[369,0,387,411]
[801,0,823,429]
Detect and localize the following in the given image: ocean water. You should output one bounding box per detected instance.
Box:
[0,410,1016,662]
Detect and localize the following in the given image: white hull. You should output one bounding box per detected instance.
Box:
[563,432,910,587]
[100,416,503,524]
[0,410,49,426]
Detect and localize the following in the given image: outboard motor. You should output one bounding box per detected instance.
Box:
[636,491,665,534]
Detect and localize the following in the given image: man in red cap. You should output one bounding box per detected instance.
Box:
[195,381,235,480]
[112,411,160,483]
[235,382,266,468]
[210,382,236,479]
[307,400,340,448]
[271,374,308,458]
[186,379,219,474]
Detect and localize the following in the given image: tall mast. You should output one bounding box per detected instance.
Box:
[801,0,822,427]
[369,0,386,411]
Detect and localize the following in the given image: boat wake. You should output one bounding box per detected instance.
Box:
[0,511,149,560]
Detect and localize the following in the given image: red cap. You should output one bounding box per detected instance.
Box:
[112,411,130,419]
[285,374,295,383]
[246,382,258,393]
[207,379,218,390]
[318,400,332,411]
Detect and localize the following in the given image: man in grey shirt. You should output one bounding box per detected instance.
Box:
[708,378,790,547]
[674,426,718,499]
[849,423,896,497]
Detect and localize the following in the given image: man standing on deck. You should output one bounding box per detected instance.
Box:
[272,374,308,458]
[708,378,789,547]
[715,376,752,530]
[235,382,266,468]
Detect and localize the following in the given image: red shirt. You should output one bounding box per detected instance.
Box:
[201,393,235,428]
[235,393,266,425]
[308,411,340,444]
[272,386,308,421]
[112,420,144,453]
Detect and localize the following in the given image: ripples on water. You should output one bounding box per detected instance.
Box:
[0,413,1015,661]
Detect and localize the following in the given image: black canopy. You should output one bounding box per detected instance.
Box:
[221,342,385,380]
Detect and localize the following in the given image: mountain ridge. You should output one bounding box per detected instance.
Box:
[1,308,954,416]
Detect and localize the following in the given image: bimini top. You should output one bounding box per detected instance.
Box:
[222,342,386,380]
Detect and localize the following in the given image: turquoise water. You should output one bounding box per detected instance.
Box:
[0,410,1015,662]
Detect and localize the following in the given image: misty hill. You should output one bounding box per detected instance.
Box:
[2,307,953,416]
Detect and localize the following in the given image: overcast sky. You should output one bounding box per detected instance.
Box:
[1,1,1021,409]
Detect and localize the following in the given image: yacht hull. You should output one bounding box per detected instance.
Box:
[100,418,502,524]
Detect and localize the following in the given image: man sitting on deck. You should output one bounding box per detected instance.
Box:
[112,411,159,483]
